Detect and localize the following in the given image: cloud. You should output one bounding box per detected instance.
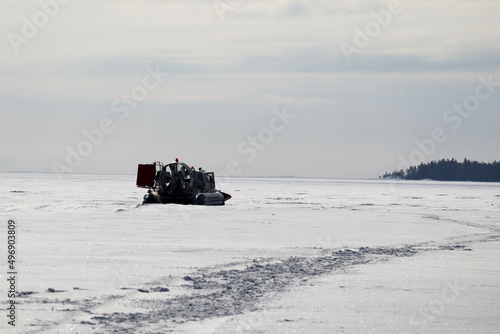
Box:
[1,0,500,177]
[0,159,16,168]
[278,1,309,17]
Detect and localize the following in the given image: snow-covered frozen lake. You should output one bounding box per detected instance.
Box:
[1,173,499,333]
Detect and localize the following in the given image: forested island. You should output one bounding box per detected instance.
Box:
[382,159,500,182]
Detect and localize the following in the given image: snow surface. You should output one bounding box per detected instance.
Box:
[0,173,499,333]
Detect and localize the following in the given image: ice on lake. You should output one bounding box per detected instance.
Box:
[1,173,499,333]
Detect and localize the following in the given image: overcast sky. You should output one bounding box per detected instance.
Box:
[1,0,499,178]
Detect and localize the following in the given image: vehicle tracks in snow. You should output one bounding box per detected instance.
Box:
[80,243,479,333]
[17,231,498,333]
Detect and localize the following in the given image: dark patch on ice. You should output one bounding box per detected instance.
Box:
[439,244,472,251]
[423,214,441,220]
[138,287,170,293]
[17,291,36,297]
[266,197,309,204]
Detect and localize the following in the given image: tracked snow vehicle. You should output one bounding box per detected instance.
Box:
[136,159,231,205]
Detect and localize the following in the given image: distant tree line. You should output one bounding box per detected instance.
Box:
[382,159,500,182]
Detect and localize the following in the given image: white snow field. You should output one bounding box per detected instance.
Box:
[1,173,499,333]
